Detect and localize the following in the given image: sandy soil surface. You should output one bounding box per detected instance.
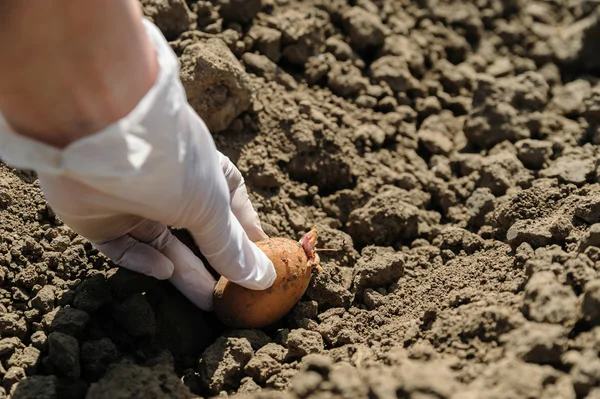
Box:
[3,0,600,398]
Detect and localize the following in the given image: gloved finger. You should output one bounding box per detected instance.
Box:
[128,219,217,310]
[163,235,217,311]
[92,233,175,280]
[181,112,275,291]
[218,151,268,241]
[128,219,173,247]
[230,183,268,242]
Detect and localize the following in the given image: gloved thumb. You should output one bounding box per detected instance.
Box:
[92,233,175,280]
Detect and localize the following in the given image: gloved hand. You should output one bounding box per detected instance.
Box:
[0,18,276,311]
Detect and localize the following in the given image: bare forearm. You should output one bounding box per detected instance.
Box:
[0,0,158,148]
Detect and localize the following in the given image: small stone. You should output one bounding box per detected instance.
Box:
[199,336,254,394]
[290,301,318,323]
[299,354,332,376]
[0,189,12,209]
[31,331,48,352]
[73,274,113,313]
[352,246,404,293]
[237,376,261,394]
[502,322,567,364]
[487,57,513,77]
[583,87,600,123]
[244,354,281,383]
[416,96,442,118]
[286,329,324,358]
[113,294,156,337]
[256,343,287,362]
[31,285,56,314]
[523,271,578,326]
[141,0,196,40]
[47,332,80,380]
[583,224,600,249]
[81,338,120,381]
[180,38,252,132]
[579,279,600,326]
[571,349,600,397]
[377,96,398,112]
[221,329,271,351]
[248,25,282,62]
[355,95,377,109]
[479,152,530,196]
[24,308,40,324]
[0,314,27,338]
[304,54,331,85]
[305,265,353,309]
[347,188,425,247]
[325,37,353,61]
[506,219,553,248]
[328,62,368,97]
[56,289,75,307]
[550,79,592,116]
[466,188,495,227]
[7,346,41,374]
[541,155,595,185]
[50,236,70,253]
[105,268,159,300]
[85,359,192,399]
[2,366,25,391]
[270,7,329,66]
[363,288,386,309]
[342,7,386,49]
[419,129,454,155]
[0,337,23,356]
[10,375,58,399]
[354,124,386,148]
[575,197,600,224]
[289,370,323,398]
[370,56,418,93]
[329,363,369,398]
[46,307,90,337]
[515,139,553,170]
[242,53,297,90]
[11,286,29,302]
[218,0,261,23]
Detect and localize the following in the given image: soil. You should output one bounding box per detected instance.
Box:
[2,0,600,398]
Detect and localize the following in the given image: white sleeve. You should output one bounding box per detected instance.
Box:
[0,18,276,290]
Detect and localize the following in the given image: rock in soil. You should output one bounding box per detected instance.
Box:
[522,271,578,326]
[199,336,254,394]
[286,329,324,358]
[45,307,90,337]
[8,375,57,399]
[80,338,120,381]
[501,322,567,365]
[141,0,196,40]
[86,357,192,399]
[73,274,112,313]
[46,332,80,380]
[112,293,156,337]
[179,38,252,133]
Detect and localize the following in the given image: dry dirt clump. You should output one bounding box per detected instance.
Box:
[3,0,600,398]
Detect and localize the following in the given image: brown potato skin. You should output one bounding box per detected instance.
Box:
[212,237,312,328]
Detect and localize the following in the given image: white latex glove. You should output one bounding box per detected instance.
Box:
[0,18,276,311]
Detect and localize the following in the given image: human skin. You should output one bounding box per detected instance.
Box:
[0,0,158,148]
